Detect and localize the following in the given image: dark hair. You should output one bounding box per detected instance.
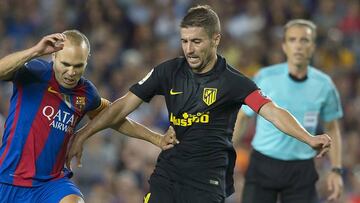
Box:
[180,5,221,37]
[62,29,91,56]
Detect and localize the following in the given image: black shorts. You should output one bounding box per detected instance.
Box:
[242,150,319,203]
[144,175,225,203]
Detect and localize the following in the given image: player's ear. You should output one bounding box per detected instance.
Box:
[214,33,221,47]
[281,42,287,54]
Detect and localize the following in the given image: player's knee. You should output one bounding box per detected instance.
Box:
[60,194,84,203]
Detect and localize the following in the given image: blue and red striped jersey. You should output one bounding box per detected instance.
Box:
[0,59,101,187]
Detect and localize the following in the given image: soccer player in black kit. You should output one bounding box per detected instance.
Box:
[67,5,332,203]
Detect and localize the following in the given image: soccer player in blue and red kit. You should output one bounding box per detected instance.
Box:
[0,30,178,203]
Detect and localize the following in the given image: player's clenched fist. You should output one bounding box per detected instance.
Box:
[309,134,332,158]
[31,33,66,56]
[158,126,179,150]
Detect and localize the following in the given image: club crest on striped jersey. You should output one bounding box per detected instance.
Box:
[75,96,86,111]
[203,88,217,106]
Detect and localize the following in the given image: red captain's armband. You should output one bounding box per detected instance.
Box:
[244,90,271,113]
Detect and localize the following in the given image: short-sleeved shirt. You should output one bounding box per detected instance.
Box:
[242,63,343,160]
[130,55,270,197]
[0,59,101,187]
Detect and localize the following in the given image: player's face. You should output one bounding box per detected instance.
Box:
[181,27,220,73]
[52,41,88,88]
[282,25,315,68]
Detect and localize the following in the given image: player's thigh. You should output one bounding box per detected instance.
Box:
[146,176,174,203]
[241,151,279,203]
[241,181,277,203]
[37,178,83,203]
[60,194,84,203]
[281,160,319,203]
[179,188,224,203]
[145,191,173,203]
[0,183,31,203]
[281,184,318,203]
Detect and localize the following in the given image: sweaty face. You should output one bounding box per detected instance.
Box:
[181,27,219,74]
[282,25,315,68]
[53,41,88,88]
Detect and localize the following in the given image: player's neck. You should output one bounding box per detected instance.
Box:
[197,55,218,74]
[288,62,308,79]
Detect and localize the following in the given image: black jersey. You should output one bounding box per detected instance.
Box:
[130,55,263,197]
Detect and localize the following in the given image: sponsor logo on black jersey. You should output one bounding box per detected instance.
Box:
[209,179,219,185]
[203,88,217,106]
[144,193,151,203]
[169,89,183,95]
[170,112,209,126]
[138,68,154,85]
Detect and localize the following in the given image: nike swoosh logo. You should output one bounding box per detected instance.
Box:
[170,89,183,95]
[48,86,59,94]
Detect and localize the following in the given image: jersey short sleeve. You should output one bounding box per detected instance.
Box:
[320,81,343,122]
[12,59,52,84]
[82,79,102,112]
[129,65,165,102]
[244,90,271,113]
[229,71,258,102]
[240,71,266,116]
[87,98,110,119]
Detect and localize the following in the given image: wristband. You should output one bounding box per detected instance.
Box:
[331,167,344,175]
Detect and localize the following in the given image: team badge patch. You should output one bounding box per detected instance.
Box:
[75,96,86,111]
[203,88,217,106]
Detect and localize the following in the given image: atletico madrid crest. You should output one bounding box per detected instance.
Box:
[203,88,217,106]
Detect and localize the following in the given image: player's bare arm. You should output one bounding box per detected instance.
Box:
[258,101,332,157]
[324,119,343,200]
[113,119,178,150]
[87,97,178,148]
[87,98,178,148]
[76,92,144,142]
[66,92,178,169]
[0,33,65,80]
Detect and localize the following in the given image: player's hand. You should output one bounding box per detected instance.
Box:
[159,126,179,150]
[65,128,86,170]
[327,171,343,201]
[32,33,66,56]
[309,134,332,158]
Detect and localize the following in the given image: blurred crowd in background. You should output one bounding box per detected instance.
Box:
[0,0,359,202]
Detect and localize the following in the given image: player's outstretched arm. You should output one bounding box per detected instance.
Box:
[0,33,65,80]
[86,98,179,149]
[79,92,143,141]
[66,123,178,169]
[113,119,179,150]
[66,92,146,168]
[258,102,332,157]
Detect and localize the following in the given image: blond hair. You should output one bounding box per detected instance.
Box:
[62,30,91,56]
[283,19,317,41]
